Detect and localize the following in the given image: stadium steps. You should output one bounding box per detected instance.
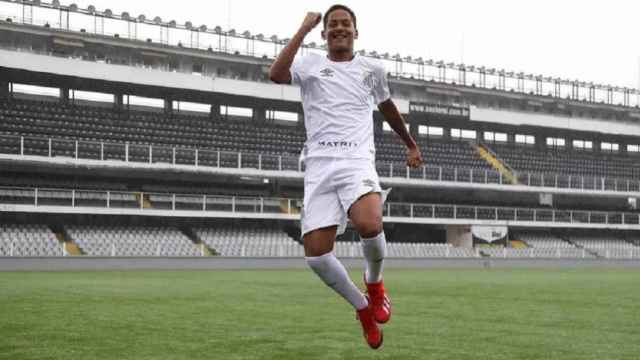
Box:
[179,226,217,256]
[50,225,84,256]
[510,240,529,249]
[279,199,300,215]
[565,236,601,258]
[134,193,153,209]
[474,142,518,184]
[477,247,492,257]
[63,242,83,256]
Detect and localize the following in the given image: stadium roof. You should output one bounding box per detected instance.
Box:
[1,0,639,108]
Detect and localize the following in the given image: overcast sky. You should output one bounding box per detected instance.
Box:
[12,0,640,89]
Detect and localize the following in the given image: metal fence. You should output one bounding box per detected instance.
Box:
[2,186,640,225]
[0,186,302,215]
[3,134,640,192]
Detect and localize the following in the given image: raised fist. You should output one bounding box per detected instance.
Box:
[406,146,424,168]
[301,12,322,33]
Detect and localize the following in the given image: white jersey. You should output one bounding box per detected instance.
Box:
[291,53,390,160]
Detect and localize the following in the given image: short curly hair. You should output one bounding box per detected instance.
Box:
[323,4,357,29]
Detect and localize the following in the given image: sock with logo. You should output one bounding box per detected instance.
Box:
[361,231,386,283]
[305,252,368,310]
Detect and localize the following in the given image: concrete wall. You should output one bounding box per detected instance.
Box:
[0,49,410,113]
[446,225,473,247]
[0,80,8,99]
[470,105,640,137]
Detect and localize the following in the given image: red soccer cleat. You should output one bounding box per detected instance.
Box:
[356,302,383,349]
[364,276,392,324]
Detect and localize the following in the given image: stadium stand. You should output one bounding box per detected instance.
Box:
[628,236,640,247]
[0,99,303,155]
[394,242,476,258]
[0,98,489,170]
[377,133,488,170]
[479,247,529,258]
[194,224,304,257]
[1,2,640,263]
[0,223,62,256]
[334,241,477,258]
[489,143,640,179]
[569,234,640,259]
[511,231,594,258]
[66,225,202,256]
[516,231,575,249]
[192,223,479,258]
[4,97,640,185]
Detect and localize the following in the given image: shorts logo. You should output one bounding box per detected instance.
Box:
[320,68,335,77]
[362,179,376,188]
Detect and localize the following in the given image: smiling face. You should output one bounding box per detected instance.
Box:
[322,8,358,57]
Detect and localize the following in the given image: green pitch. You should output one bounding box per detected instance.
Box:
[1,268,638,360]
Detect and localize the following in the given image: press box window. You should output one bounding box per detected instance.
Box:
[601,142,619,152]
[484,131,507,142]
[418,125,444,137]
[572,140,592,150]
[451,128,476,139]
[546,137,565,147]
[515,134,535,145]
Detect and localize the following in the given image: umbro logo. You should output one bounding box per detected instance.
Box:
[319,68,334,77]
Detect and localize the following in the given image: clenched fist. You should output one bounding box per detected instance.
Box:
[300,12,322,34]
[406,146,424,168]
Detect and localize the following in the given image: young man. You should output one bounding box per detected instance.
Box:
[269,5,423,349]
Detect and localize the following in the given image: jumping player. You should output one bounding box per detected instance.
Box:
[269,5,423,349]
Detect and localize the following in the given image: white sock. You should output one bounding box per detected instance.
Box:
[305,252,368,310]
[361,231,386,283]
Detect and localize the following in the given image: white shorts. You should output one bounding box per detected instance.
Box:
[301,157,387,237]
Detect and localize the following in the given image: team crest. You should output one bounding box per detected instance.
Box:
[362,70,377,94]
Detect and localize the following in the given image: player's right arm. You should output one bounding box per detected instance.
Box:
[269,12,322,84]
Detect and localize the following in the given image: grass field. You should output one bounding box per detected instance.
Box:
[0,268,638,360]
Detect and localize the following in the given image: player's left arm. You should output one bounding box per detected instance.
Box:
[378,99,424,168]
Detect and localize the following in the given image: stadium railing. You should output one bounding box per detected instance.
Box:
[2,186,640,227]
[3,134,640,192]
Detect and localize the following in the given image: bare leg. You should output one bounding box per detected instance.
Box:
[348,192,383,238]
[303,225,337,257]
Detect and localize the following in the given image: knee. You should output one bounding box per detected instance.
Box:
[303,227,336,257]
[355,219,383,239]
[304,243,333,257]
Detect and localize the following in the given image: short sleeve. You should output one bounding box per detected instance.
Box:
[290,55,309,86]
[372,63,391,105]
